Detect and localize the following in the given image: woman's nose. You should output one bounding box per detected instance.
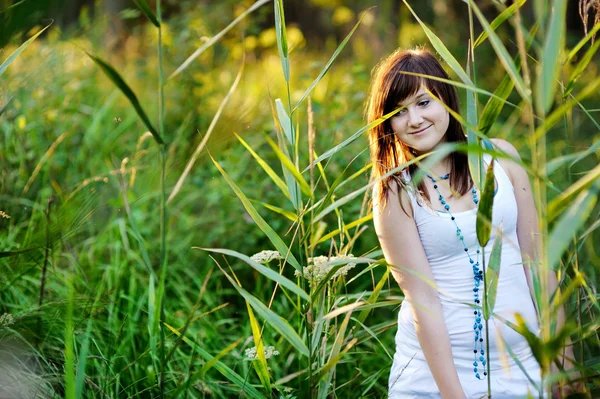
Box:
[407,108,424,127]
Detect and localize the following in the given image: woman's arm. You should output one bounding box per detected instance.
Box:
[373,183,467,399]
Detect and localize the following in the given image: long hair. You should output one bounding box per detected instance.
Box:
[366,48,471,210]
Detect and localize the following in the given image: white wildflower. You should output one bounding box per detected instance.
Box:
[296,254,357,285]
[0,313,14,326]
[245,345,280,360]
[250,250,283,264]
[0,210,9,219]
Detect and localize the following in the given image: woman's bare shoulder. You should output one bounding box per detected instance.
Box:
[373,179,414,223]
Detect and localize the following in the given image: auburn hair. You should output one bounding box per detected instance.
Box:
[366,48,471,211]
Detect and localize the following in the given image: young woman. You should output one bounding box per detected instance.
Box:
[367,48,571,398]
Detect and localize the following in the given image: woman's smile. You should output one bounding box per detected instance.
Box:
[410,124,432,135]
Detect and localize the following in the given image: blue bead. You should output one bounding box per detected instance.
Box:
[474,199,479,204]
[431,178,436,182]
[439,195,442,200]
[441,200,446,205]
[476,250,480,253]
[472,188,476,193]
[478,324,483,330]
[482,360,486,366]
[476,373,480,379]
[473,323,477,329]
[459,235,464,240]
[475,281,480,287]
[434,184,438,189]
[481,350,485,355]
[479,356,484,361]
[470,259,474,264]
[476,317,481,323]
[445,205,450,210]
[474,368,478,373]
[473,361,478,366]
[473,288,478,292]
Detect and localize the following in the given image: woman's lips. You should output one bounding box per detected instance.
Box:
[410,125,432,135]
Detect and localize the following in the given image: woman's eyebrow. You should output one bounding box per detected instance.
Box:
[397,93,429,106]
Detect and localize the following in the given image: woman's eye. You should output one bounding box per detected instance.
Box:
[418,100,430,107]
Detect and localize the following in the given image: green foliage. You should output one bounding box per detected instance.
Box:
[1,0,599,398]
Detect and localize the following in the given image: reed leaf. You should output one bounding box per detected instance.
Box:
[251,199,297,221]
[247,304,272,392]
[275,99,294,145]
[479,24,538,134]
[274,0,290,82]
[236,133,291,201]
[210,154,302,271]
[564,36,600,97]
[547,162,600,221]
[357,267,389,324]
[196,248,309,301]
[537,0,567,114]
[473,0,527,48]
[534,75,600,141]
[466,46,481,190]
[483,232,502,321]
[565,20,600,64]
[265,136,312,198]
[164,323,264,399]
[75,318,93,398]
[303,106,403,173]
[317,214,373,245]
[548,182,599,272]
[133,0,159,27]
[469,1,530,101]
[218,265,309,357]
[0,23,51,77]
[477,159,495,247]
[291,10,369,113]
[86,52,163,144]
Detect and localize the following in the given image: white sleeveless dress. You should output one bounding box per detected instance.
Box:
[388,154,542,399]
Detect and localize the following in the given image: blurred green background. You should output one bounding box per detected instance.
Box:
[1,0,599,397]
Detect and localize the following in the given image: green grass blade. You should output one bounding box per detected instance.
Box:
[547,162,600,221]
[85,52,163,144]
[534,75,600,141]
[218,265,309,357]
[479,24,538,135]
[537,0,567,114]
[75,318,93,398]
[265,136,312,199]
[402,0,472,85]
[564,36,600,97]
[357,267,389,324]
[548,182,599,271]
[236,133,290,201]
[547,137,600,175]
[210,154,302,271]
[133,0,159,27]
[274,0,290,82]
[251,199,297,221]
[303,106,403,173]
[64,280,75,399]
[275,99,294,145]
[291,10,369,113]
[473,0,527,48]
[565,20,600,64]
[317,214,373,245]
[169,0,269,80]
[483,232,502,320]
[469,1,530,101]
[197,248,309,301]
[466,48,481,190]
[477,160,495,246]
[0,23,51,77]
[246,304,272,392]
[164,323,265,399]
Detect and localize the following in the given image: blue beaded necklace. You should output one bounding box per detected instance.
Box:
[425,172,488,380]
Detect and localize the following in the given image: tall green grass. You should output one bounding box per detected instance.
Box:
[0,0,599,398]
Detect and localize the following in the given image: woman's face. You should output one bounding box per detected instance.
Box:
[389,87,450,154]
